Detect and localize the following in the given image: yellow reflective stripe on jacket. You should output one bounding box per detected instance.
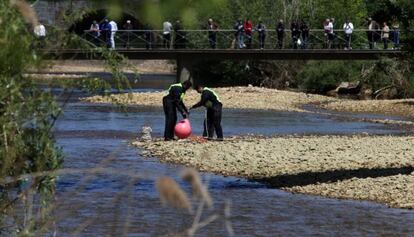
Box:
[167,83,186,101]
[204,87,221,103]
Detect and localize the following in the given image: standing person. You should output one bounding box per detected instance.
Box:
[174,20,186,49]
[123,20,133,49]
[343,18,354,50]
[323,18,330,48]
[234,19,244,49]
[190,85,223,141]
[367,18,379,49]
[382,22,390,49]
[163,20,173,49]
[276,19,285,49]
[244,19,253,49]
[163,80,192,141]
[392,20,400,49]
[374,20,381,47]
[207,18,219,49]
[90,20,100,46]
[109,20,118,49]
[100,18,112,48]
[34,22,46,48]
[290,20,300,49]
[255,20,267,49]
[300,20,310,49]
[324,18,334,49]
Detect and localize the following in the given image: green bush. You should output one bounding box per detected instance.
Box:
[296,61,364,94]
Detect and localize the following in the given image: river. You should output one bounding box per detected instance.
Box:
[47,90,414,236]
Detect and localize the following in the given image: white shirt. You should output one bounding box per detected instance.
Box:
[163,21,172,35]
[109,21,118,32]
[34,24,46,37]
[327,22,334,34]
[343,22,354,34]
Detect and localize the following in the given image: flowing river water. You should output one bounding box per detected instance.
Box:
[46,86,414,236]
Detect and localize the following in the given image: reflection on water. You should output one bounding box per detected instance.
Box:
[48,101,414,236]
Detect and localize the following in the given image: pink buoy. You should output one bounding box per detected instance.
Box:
[174,119,192,139]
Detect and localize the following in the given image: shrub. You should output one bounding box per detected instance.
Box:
[296,61,364,94]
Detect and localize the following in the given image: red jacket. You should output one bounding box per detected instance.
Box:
[244,21,253,35]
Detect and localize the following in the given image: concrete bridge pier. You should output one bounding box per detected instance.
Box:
[176,58,195,84]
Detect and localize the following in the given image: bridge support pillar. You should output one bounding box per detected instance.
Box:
[176,58,194,84]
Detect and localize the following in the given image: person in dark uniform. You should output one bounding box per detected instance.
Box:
[190,85,223,141]
[163,80,192,141]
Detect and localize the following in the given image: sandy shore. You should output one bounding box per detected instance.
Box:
[38,60,175,74]
[85,86,414,120]
[288,173,414,209]
[134,136,414,209]
[322,99,414,118]
[86,87,335,113]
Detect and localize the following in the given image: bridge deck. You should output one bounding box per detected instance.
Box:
[44,49,404,61]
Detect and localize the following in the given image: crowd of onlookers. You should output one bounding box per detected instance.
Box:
[86,17,401,50]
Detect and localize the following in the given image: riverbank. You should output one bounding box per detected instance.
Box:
[86,87,335,113]
[134,135,414,209]
[85,86,414,120]
[321,99,414,118]
[40,60,175,74]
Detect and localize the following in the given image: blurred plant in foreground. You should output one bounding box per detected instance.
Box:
[157,168,234,237]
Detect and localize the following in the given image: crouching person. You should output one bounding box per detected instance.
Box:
[190,85,223,141]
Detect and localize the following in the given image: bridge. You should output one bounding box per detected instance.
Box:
[43,29,406,81]
[47,49,403,61]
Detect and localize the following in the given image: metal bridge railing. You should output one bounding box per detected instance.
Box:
[81,29,404,50]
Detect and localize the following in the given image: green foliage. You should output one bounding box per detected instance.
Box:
[408,73,414,95]
[0,1,135,234]
[297,61,364,94]
[0,0,62,176]
[361,58,397,91]
[134,0,226,28]
[0,1,62,233]
[361,58,414,97]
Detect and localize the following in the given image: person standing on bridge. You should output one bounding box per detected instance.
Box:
[276,20,285,49]
[234,19,244,49]
[367,18,380,49]
[90,20,100,46]
[34,22,46,48]
[392,19,400,50]
[343,18,354,50]
[300,20,310,49]
[163,20,173,49]
[100,18,111,48]
[255,20,267,49]
[163,80,192,141]
[174,20,186,49]
[208,19,219,49]
[382,22,390,50]
[190,85,223,141]
[324,18,334,49]
[162,21,173,49]
[109,20,118,49]
[122,20,133,49]
[290,20,300,49]
[244,19,253,49]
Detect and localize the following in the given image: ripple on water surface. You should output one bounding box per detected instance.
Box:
[52,102,414,236]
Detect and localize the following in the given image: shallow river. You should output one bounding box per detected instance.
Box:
[49,91,414,237]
